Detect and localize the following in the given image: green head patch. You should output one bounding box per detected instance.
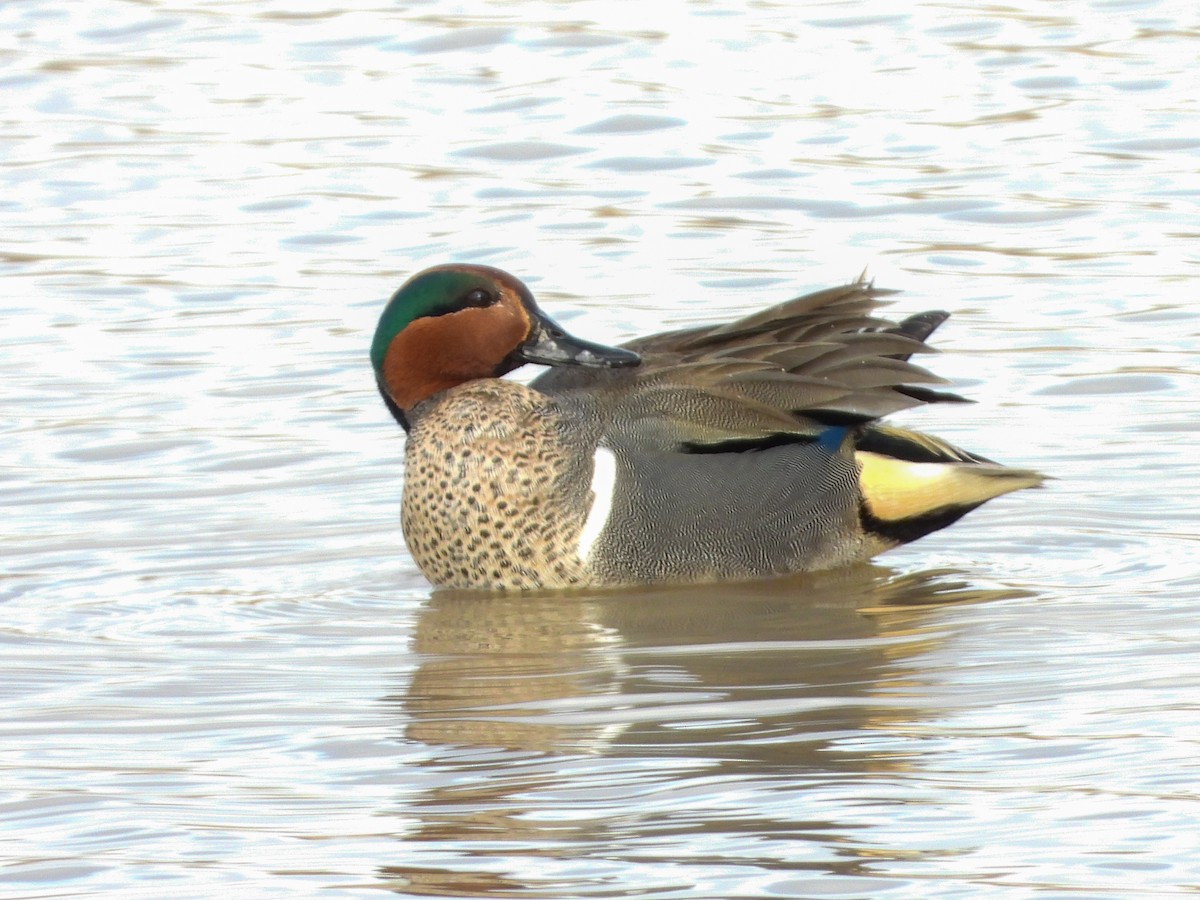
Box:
[370,265,510,374]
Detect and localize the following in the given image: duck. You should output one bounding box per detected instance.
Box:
[372,263,1043,591]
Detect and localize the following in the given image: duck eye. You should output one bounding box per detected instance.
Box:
[463,288,493,308]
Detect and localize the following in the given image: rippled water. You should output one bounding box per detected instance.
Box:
[5,1,1199,897]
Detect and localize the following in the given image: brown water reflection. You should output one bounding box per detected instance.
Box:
[400,566,996,756]
[378,567,1028,894]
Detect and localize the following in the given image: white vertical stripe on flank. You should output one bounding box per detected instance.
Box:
[577,447,617,563]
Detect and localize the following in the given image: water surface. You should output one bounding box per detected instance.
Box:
[4,1,1199,897]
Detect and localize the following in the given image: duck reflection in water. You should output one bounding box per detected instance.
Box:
[376,567,1031,893]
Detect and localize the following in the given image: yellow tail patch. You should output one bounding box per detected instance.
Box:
[856,451,1044,522]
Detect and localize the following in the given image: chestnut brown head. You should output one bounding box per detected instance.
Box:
[371,263,640,429]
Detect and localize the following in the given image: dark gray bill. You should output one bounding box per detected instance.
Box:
[518,309,641,369]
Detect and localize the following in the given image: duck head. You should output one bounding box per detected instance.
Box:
[371,263,641,429]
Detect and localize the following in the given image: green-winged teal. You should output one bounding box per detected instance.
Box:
[372,263,1043,591]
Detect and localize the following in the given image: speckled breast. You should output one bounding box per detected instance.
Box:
[400,380,594,591]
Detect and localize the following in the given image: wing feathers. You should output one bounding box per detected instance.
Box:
[537,277,972,450]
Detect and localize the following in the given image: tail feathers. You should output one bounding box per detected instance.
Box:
[857,423,993,465]
[856,449,1044,545]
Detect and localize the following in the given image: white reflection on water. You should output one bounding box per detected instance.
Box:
[4,0,1200,896]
